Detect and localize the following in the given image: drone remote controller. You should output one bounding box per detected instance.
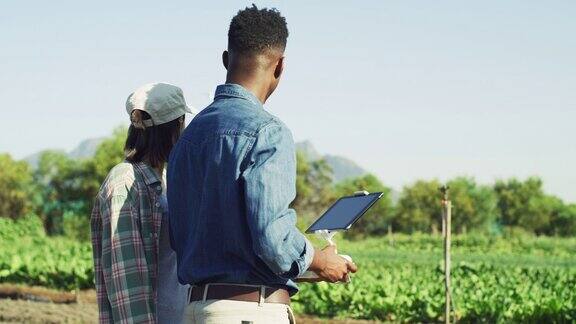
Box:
[298,230,354,282]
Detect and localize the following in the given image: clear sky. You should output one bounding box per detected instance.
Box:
[1,0,575,202]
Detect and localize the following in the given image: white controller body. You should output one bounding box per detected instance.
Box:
[298,254,353,280]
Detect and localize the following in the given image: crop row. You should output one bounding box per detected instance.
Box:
[1,217,575,322]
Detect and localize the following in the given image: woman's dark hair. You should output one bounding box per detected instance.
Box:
[124,110,183,168]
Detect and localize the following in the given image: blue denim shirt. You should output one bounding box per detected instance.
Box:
[167,83,314,294]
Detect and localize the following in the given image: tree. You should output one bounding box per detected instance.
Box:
[548,202,576,237]
[493,177,552,234]
[446,177,498,234]
[394,180,441,233]
[333,174,393,239]
[291,151,334,222]
[33,150,85,234]
[0,154,34,219]
[32,127,128,237]
[70,126,127,239]
[80,126,128,201]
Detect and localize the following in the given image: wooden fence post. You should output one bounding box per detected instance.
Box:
[440,185,452,324]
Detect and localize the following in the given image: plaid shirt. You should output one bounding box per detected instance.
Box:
[91,161,164,324]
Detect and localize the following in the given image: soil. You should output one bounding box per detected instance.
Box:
[0,284,380,324]
[0,299,97,324]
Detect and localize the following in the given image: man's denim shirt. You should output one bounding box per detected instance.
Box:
[168,83,314,294]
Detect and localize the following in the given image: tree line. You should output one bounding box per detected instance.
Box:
[295,160,576,238]
[1,126,575,240]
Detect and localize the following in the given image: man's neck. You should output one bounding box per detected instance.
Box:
[226,74,268,104]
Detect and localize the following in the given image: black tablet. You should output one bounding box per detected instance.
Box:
[305,192,383,233]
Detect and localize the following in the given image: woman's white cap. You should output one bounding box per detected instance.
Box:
[126,82,198,127]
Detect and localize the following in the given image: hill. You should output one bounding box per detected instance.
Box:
[25,137,369,183]
[295,141,368,183]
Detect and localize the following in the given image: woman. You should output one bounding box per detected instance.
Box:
[91,83,196,323]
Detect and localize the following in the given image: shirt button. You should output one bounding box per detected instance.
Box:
[155,202,160,207]
[156,186,162,191]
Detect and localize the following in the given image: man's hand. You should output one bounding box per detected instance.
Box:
[308,245,358,283]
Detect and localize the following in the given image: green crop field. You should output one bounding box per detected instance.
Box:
[1,216,575,323]
[0,217,93,290]
[294,235,576,323]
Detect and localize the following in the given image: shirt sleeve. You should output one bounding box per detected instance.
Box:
[241,121,314,278]
[91,198,113,324]
[100,193,155,323]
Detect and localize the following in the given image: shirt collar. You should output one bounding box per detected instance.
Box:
[132,161,162,186]
[214,83,263,107]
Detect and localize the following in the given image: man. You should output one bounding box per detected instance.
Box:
[168,5,357,323]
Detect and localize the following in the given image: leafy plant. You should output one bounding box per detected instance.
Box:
[1,217,575,322]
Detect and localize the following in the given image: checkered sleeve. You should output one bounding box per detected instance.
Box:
[99,194,155,323]
[91,198,113,323]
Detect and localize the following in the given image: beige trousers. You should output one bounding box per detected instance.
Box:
[183,299,295,324]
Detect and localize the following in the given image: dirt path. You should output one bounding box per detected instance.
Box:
[0,299,379,323]
[0,285,379,323]
[0,299,97,324]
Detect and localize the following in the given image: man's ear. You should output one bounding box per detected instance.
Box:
[274,56,284,79]
[222,51,229,70]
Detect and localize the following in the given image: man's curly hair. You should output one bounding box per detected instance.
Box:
[228,4,288,54]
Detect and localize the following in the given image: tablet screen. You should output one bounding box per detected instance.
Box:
[306,192,383,233]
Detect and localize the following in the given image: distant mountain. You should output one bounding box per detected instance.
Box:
[25,138,369,183]
[24,137,104,168]
[68,138,104,159]
[295,141,368,183]
[23,151,47,169]
[295,140,323,160]
[324,155,368,183]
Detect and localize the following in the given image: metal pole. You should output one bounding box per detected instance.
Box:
[440,186,452,324]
